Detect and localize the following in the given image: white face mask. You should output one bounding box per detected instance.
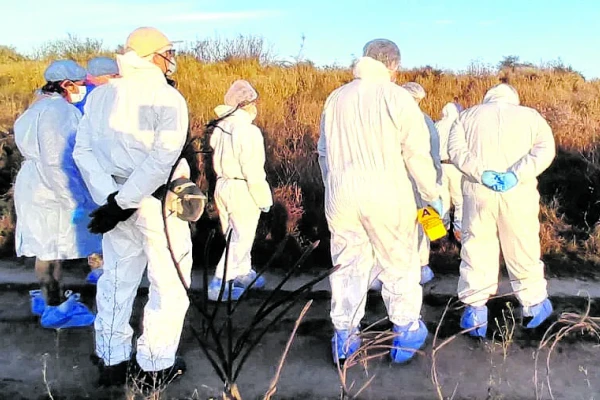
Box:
[166,58,177,76]
[69,85,87,104]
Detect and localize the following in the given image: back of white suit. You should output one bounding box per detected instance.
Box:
[449,84,555,308]
[318,56,439,330]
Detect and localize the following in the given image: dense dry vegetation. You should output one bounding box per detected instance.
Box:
[1,37,599,277]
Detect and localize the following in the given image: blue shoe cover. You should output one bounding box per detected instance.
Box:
[234,269,266,289]
[390,320,428,363]
[86,268,104,285]
[523,299,553,329]
[30,290,46,316]
[369,278,383,292]
[420,265,435,285]
[207,277,245,302]
[41,292,95,329]
[460,305,488,338]
[332,328,361,364]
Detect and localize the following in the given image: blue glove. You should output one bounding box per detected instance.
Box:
[72,207,88,224]
[481,171,500,189]
[428,198,443,217]
[495,172,518,192]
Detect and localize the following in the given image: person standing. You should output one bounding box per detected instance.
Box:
[207,80,272,302]
[319,39,441,365]
[448,83,555,337]
[436,102,464,242]
[16,60,95,329]
[74,27,190,385]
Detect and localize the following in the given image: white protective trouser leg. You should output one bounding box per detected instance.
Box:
[95,196,192,371]
[327,175,422,330]
[458,185,547,307]
[214,178,261,281]
[441,164,463,232]
[498,189,548,307]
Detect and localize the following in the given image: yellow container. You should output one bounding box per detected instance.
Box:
[417,206,447,241]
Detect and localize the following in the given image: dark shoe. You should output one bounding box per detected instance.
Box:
[97,358,130,387]
[41,280,62,306]
[131,357,186,390]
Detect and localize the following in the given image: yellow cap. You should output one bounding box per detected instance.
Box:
[125,27,172,58]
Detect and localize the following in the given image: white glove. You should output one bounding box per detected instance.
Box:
[260,206,271,213]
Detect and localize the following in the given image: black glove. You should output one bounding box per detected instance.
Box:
[88,192,137,234]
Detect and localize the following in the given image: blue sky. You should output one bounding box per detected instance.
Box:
[3,0,598,78]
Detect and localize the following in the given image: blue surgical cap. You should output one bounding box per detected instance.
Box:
[44,60,87,82]
[87,57,119,77]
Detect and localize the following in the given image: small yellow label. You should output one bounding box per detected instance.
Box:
[417,207,447,241]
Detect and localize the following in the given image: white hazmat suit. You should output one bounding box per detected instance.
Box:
[319,56,439,330]
[401,82,442,269]
[14,94,84,261]
[435,102,463,234]
[211,105,273,281]
[448,84,555,308]
[74,50,191,371]
[415,113,442,267]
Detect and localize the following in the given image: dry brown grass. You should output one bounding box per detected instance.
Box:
[1,50,600,273]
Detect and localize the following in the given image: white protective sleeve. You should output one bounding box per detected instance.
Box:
[74,106,119,205]
[317,111,328,185]
[37,107,79,210]
[448,118,485,183]
[238,125,273,209]
[508,112,556,182]
[425,113,443,185]
[397,99,439,203]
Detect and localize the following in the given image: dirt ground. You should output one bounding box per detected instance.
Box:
[0,281,599,400]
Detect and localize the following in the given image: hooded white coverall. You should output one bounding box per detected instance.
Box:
[414,113,442,267]
[448,84,555,308]
[210,106,272,281]
[74,51,191,371]
[318,57,439,330]
[435,103,463,233]
[14,94,84,260]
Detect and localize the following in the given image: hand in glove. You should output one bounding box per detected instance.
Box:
[481,171,518,192]
[495,172,518,192]
[88,192,137,234]
[260,206,271,213]
[428,198,444,217]
[481,171,500,189]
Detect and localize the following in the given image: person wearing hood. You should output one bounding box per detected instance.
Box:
[15,60,95,329]
[69,57,121,286]
[74,27,190,386]
[207,80,272,302]
[318,39,441,365]
[436,102,464,241]
[448,83,556,338]
[401,82,442,286]
[73,57,120,115]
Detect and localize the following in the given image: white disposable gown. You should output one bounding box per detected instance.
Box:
[318,57,439,330]
[435,102,463,233]
[13,94,100,260]
[210,106,272,281]
[74,51,191,371]
[448,84,555,308]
